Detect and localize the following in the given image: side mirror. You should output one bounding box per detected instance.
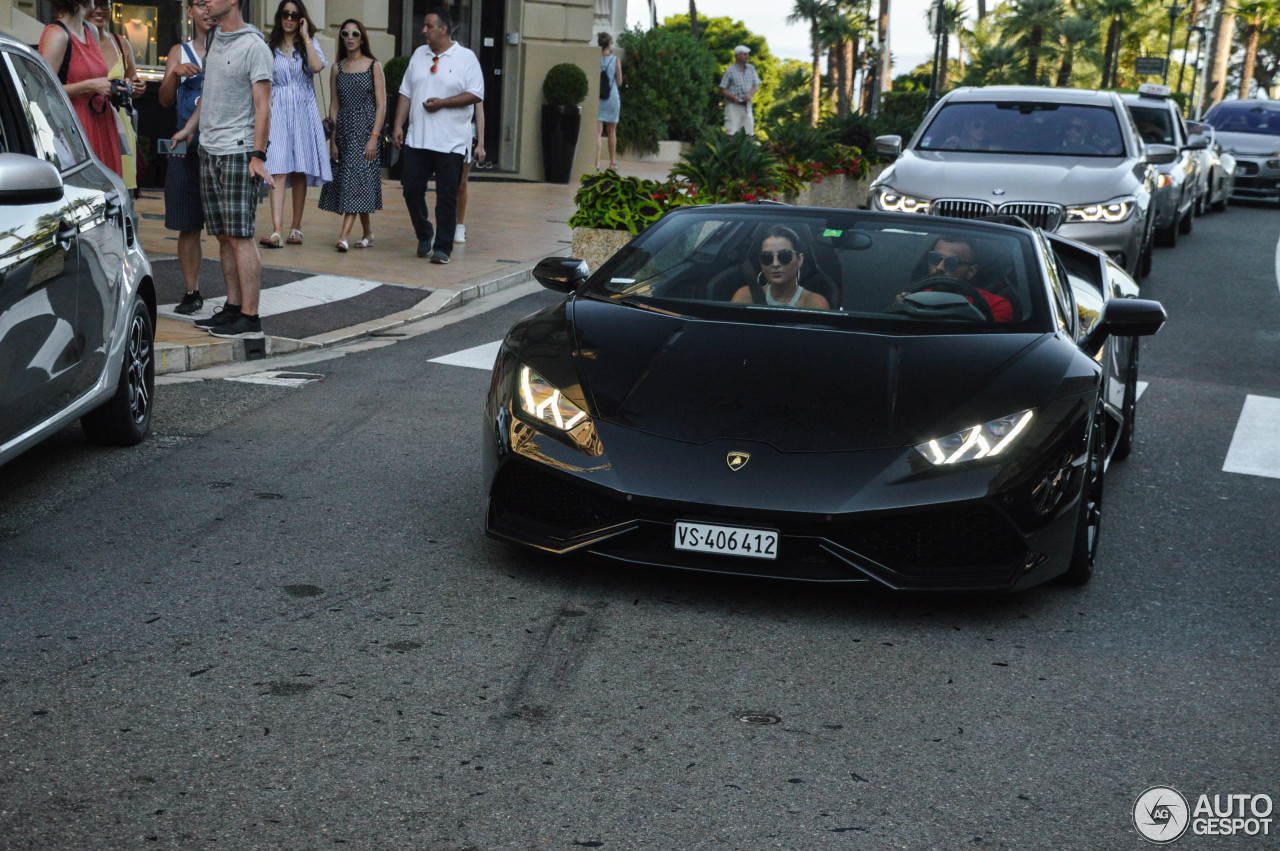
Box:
[874,134,902,158]
[533,256,589,293]
[1080,297,1167,356]
[1142,143,1179,166]
[1185,135,1211,150]
[0,152,64,205]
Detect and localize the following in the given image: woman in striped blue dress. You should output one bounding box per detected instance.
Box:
[260,0,332,249]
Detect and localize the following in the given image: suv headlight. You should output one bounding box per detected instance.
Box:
[916,409,1035,465]
[1064,197,1135,223]
[515,364,602,455]
[874,186,933,214]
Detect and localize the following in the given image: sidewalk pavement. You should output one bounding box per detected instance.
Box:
[139,158,675,375]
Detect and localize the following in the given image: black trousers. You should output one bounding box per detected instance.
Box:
[400,146,465,254]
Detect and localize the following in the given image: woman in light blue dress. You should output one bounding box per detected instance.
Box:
[260,0,332,248]
[596,32,622,170]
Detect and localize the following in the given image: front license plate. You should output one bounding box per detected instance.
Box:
[1236,165,1247,175]
[674,521,778,560]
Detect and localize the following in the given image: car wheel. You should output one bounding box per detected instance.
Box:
[81,298,154,446]
[1212,189,1228,213]
[1154,215,1177,247]
[1061,401,1105,586]
[1112,342,1139,462]
[1178,202,1193,235]
[1138,235,1153,279]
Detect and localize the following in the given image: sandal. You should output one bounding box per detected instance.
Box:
[335,239,349,252]
[286,229,304,245]
[259,232,283,248]
[354,236,374,249]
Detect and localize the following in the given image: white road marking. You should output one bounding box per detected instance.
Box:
[430,340,503,370]
[159,275,384,319]
[1223,395,1280,479]
[1137,380,1148,400]
[224,371,326,387]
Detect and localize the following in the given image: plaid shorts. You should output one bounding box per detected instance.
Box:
[199,151,260,238]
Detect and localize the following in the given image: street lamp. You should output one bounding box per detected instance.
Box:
[1164,0,1185,85]
[1187,25,1208,117]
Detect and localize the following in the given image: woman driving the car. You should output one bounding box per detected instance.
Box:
[731,225,831,310]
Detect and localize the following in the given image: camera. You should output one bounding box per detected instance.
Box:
[109,79,133,114]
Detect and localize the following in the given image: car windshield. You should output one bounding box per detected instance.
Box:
[588,208,1046,333]
[1205,103,1280,135]
[1127,103,1174,144]
[917,102,1126,156]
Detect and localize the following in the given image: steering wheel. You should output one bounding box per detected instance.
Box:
[910,276,997,322]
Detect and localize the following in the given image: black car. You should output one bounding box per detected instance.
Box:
[483,207,1165,592]
[1,30,156,467]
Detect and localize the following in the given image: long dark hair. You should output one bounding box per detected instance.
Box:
[268,0,317,54]
[335,18,376,63]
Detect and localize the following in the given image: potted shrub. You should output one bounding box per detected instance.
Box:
[567,168,691,270]
[541,62,588,183]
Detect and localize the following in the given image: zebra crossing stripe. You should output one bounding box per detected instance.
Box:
[430,340,503,370]
[1223,395,1280,480]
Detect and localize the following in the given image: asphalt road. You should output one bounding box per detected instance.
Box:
[1,205,1278,849]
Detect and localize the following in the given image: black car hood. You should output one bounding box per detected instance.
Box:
[568,298,1057,452]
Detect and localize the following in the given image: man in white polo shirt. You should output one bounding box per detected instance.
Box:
[391,7,484,264]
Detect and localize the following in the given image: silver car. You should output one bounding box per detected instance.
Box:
[1121,87,1207,247]
[871,86,1177,280]
[1202,99,1280,203]
[1186,119,1236,213]
[0,30,156,467]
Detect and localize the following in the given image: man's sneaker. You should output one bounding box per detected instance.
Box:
[174,291,204,315]
[194,305,240,329]
[209,314,264,339]
[417,239,433,257]
[431,250,450,265]
[455,224,466,243]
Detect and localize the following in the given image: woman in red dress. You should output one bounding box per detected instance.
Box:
[39,0,122,177]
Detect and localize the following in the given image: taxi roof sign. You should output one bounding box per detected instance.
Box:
[1138,82,1171,98]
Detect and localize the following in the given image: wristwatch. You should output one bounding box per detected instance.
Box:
[250,150,267,161]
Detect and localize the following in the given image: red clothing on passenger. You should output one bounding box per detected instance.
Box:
[978,288,1013,322]
[40,22,122,177]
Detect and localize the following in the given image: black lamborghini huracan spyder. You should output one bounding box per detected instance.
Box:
[483,207,1165,592]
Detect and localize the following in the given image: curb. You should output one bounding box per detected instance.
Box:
[154,257,550,376]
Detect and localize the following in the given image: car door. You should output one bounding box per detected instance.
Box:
[0,48,96,446]
[3,46,122,405]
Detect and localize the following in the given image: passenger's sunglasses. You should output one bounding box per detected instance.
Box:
[340,29,360,39]
[281,10,302,20]
[758,250,797,266]
[927,251,972,272]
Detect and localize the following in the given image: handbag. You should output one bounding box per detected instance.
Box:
[599,57,611,99]
[319,65,334,140]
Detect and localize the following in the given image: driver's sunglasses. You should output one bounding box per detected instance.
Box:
[281,10,302,20]
[758,249,797,266]
[927,251,971,272]
[340,30,360,39]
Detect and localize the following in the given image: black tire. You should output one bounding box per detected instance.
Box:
[1061,401,1106,586]
[1177,202,1193,235]
[1154,218,1177,247]
[1212,190,1228,213]
[1112,342,1139,461]
[1138,236,1153,279]
[81,298,154,446]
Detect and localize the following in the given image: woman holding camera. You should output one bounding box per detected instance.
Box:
[38,0,122,177]
[87,0,146,191]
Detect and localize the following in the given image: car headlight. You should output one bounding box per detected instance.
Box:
[515,364,602,455]
[874,186,933,214]
[1064,197,1135,223]
[916,409,1035,465]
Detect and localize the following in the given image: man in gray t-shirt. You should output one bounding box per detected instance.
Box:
[173,0,274,341]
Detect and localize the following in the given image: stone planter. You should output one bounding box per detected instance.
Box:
[572,227,634,272]
[784,163,889,209]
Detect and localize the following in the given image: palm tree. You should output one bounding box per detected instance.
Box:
[1205,0,1238,107]
[1235,0,1280,97]
[1091,0,1137,88]
[689,0,700,37]
[1054,15,1098,86]
[789,0,836,125]
[965,41,1026,85]
[819,5,870,117]
[1004,0,1065,84]
[947,0,971,79]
